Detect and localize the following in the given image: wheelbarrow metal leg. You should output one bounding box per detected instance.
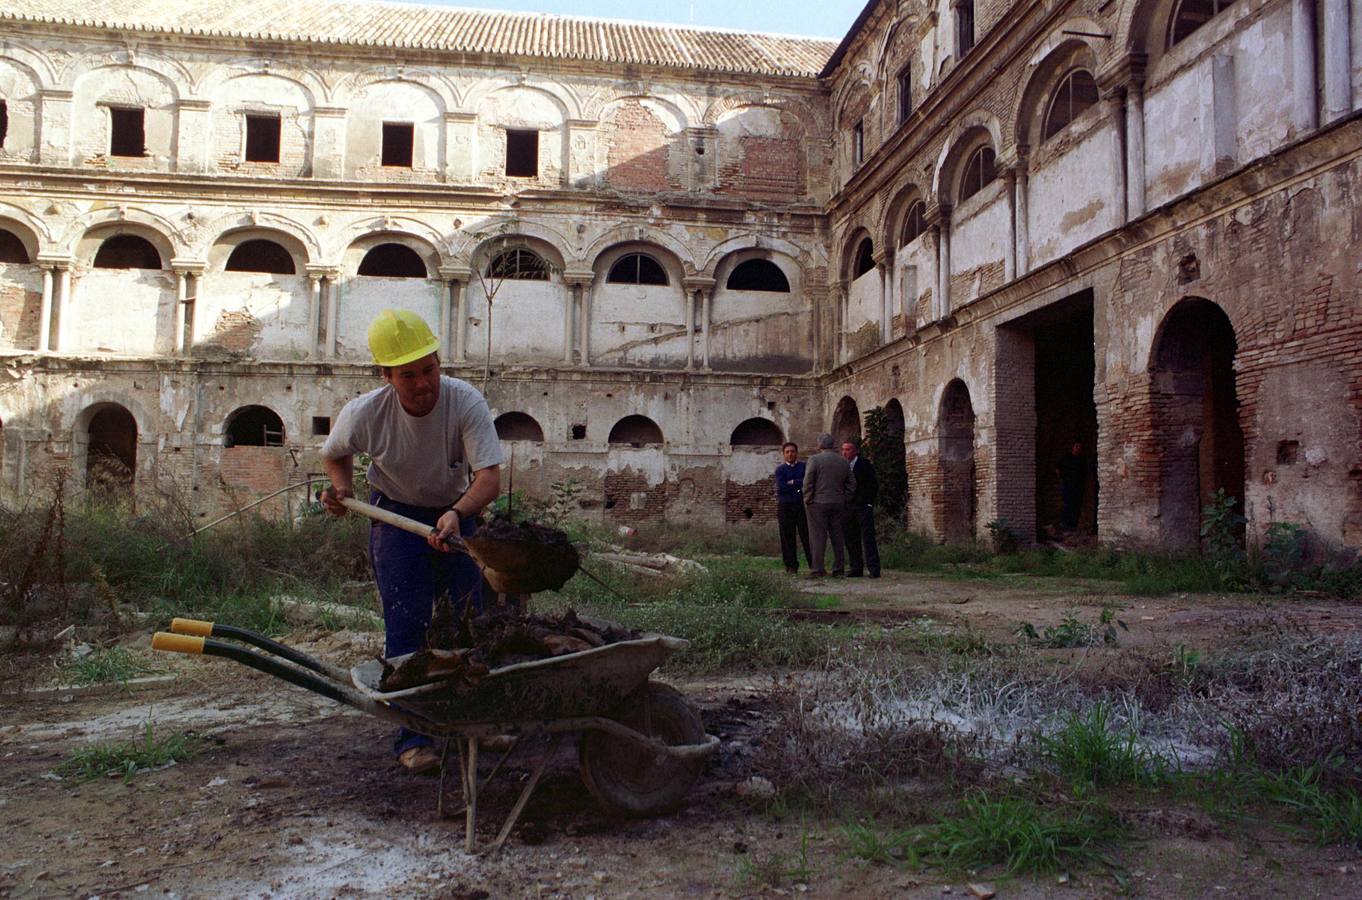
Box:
[492,734,563,852]
[465,737,479,854]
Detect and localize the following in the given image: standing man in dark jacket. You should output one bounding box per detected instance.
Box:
[803,433,856,577]
[774,442,814,574]
[841,438,881,578]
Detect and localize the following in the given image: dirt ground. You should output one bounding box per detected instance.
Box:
[3,573,1361,899]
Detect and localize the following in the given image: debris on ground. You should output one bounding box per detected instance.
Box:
[377,606,638,692]
[592,549,707,578]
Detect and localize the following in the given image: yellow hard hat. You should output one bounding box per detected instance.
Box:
[367,309,440,367]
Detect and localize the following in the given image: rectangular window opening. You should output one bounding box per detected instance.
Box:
[311,416,332,437]
[505,129,539,177]
[381,122,414,167]
[109,107,145,157]
[957,0,976,55]
[0,100,8,148]
[897,68,913,124]
[245,114,281,163]
[852,120,865,167]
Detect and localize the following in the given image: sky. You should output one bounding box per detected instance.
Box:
[421,0,863,40]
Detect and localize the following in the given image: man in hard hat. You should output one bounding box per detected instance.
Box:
[320,308,503,773]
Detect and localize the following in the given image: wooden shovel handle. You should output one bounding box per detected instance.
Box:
[340,496,469,552]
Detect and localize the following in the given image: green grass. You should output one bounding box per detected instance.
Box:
[1037,702,1172,791]
[1252,764,1362,847]
[846,793,1125,877]
[62,646,163,686]
[58,722,196,783]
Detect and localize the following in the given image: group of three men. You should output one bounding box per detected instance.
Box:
[774,434,881,578]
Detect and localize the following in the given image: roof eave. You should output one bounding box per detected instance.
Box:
[817,0,883,80]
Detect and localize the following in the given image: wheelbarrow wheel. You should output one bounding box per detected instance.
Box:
[579,682,706,817]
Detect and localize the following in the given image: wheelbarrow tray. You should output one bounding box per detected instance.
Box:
[351,626,688,725]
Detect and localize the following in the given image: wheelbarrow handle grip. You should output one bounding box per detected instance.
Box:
[152,632,205,655]
[341,497,469,552]
[170,617,214,637]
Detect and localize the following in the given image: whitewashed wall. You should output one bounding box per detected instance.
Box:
[949,187,1008,305]
[196,272,312,359]
[335,277,441,361]
[589,282,688,368]
[69,269,169,355]
[1027,127,1115,268]
[466,279,567,365]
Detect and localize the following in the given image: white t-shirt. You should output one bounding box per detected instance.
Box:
[321,376,505,508]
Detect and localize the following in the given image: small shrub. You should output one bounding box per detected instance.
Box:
[1015,608,1127,648]
[1037,702,1171,790]
[63,646,163,686]
[59,722,196,783]
[986,519,1021,555]
[906,793,1126,876]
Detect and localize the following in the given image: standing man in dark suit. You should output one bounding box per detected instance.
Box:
[841,438,881,578]
[774,442,814,574]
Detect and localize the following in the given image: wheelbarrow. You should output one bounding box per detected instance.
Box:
[151,616,718,853]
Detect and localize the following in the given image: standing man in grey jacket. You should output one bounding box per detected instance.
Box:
[802,433,856,577]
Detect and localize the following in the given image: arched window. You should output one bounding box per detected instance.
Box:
[93,235,162,270]
[1168,0,1238,48]
[730,418,784,447]
[225,239,296,274]
[494,412,544,442]
[607,253,668,286]
[608,415,664,447]
[901,201,928,245]
[726,259,791,292]
[486,248,549,281]
[85,404,137,497]
[0,229,29,264]
[358,243,427,278]
[959,146,997,201]
[853,238,875,278]
[1042,69,1100,141]
[224,405,285,447]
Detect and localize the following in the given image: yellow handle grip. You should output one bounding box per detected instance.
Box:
[170,617,214,637]
[152,632,206,655]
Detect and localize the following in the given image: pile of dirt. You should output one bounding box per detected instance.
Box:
[464,516,581,593]
[377,606,638,692]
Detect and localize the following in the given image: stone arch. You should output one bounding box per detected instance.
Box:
[197,211,321,264]
[209,228,310,273]
[700,91,825,131]
[831,395,861,443]
[0,44,59,90]
[880,397,908,516]
[0,213,43,261]
[196,61,327,106]
[586,226,694,276]
[342,233,441,279]
[469,232,567,275]
[831,66,874,129]
[838,227,876,283]
[1013,35,1102,149]
[336,67,456,111]
[731,417,784,447]
[74,401,140,501]
[608,415,664,447]
[75,220,176,269]
[223,404,286,447]
[714,250,800,294]
[591,240,686,287]
[63,208,183,261]
[463,77,580,121]
[63,50,191,93]
[1149,297,1244,549]
[699,234,808,282]
[932,111,1005,200]
[0,53,44,161]
[598,94,688,133]
[494,411,544,442]
[881,182,929,255]
[938,379,977,543]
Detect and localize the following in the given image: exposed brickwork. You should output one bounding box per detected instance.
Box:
[0,277,41,349]
[603,100,673,192]
[718,111,804,201]
[602,469,671,524]
[724,478,777,524]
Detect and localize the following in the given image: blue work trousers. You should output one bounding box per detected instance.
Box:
[368,491,483,756]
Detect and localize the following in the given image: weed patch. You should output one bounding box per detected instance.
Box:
[1037,702,1172,790]
[62,646,163,686]
[1015,607,1127,648]
[58,722,196,783]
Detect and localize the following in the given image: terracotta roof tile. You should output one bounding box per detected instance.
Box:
[2,0,837,78]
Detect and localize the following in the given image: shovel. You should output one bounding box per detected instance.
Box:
[341,497,581,594]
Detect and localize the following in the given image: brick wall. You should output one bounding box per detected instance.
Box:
[603,100,673,192]
[724,478,777,524]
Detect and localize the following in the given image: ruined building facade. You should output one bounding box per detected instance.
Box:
[0,0,1359,551]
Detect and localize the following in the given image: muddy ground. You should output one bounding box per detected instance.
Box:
[3,573,1361,898]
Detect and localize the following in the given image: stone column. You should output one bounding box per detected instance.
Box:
[563,271,595,366]
[700,284,714,370]
[37,89,73,166]
[1104,89,1129,225]
[55,266,71,351]
[931,204,952,320]
[1292,0,1319,133]
[304,265,326,359]
[874,255,892,344]
[437,265,469,362]
[172,260,206,354]
[1322,0,1353,123]
[1002,168,1017,281]
[174,98,212,174]
[443,112,477,183]
[326,271,342,358]
[833,282,846,365]
[38,267,53,352]
[685,289,696,370]
[1125,85,1147,218]
[311,107,347,180]
[683,276,716,370]
[564,284,578,364]
[1014,150,1031,274]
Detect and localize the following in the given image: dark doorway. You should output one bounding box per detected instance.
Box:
[730,418,784,447]
[608,415,663,447]
[495,412,544,442]
[86,405,137,500]
[831,396,861,443]
[879,399,908,518]
[938,379,975,543]
[224,405,285,447]
[226,239,295,274]
[358,243,427,278]
[1150,298,1244,549]
[1034,293,1098,538]
[93,235,162,270]
[0,229,29,263]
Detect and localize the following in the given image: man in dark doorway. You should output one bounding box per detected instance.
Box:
[802,433,855,577]
[774,441,813,574]
[841,438,881,578]
[1056,440,1090,532]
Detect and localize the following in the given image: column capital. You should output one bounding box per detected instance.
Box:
[1098,53,1147,94]
[443,112,478,124]
[561,268,595,287]
[35,253,74,270]
[927,202,952,227]
[438,264,471,282]
[682,275,717,292]
[170,258,207,275]
[176,98,213,112]
[313,106,347,118]
[305,264,341,279]
[38,88,73,101]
